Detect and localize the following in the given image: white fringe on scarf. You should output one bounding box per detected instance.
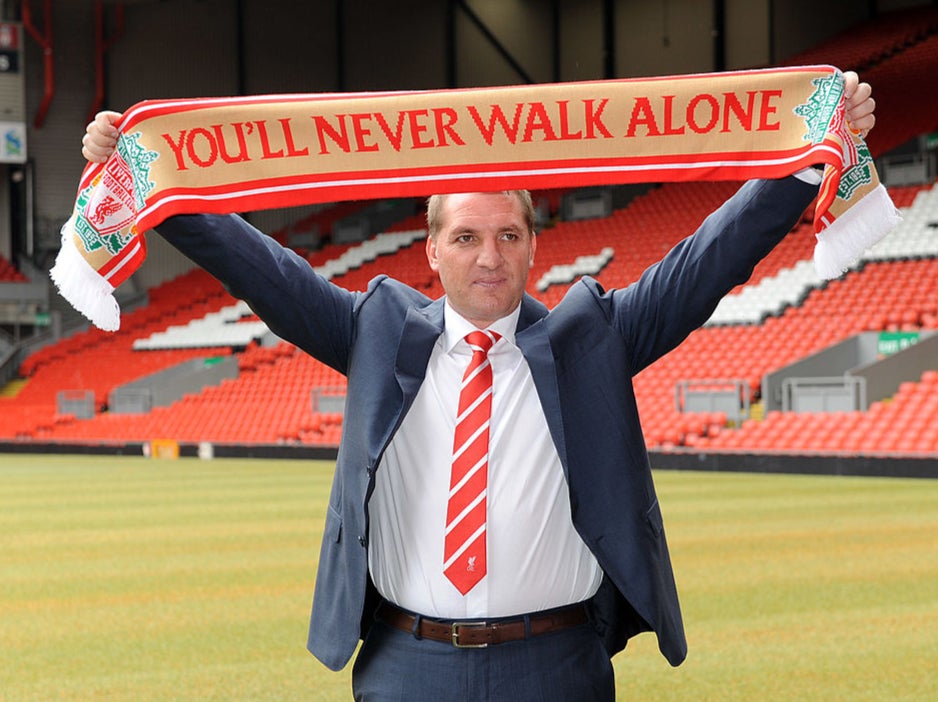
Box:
[813,183,902,279]
[50,214,121,332]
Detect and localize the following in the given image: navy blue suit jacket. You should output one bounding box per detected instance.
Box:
[156,176,818,671]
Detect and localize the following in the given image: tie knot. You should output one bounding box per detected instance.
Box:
[465,330,498,355]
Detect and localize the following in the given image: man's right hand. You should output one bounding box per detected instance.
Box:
[81,110,122,163]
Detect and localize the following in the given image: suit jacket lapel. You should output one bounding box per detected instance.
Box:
[515,296,569,474]
[394,298,445,409]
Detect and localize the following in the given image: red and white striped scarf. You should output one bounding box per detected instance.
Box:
[53,65,900,331]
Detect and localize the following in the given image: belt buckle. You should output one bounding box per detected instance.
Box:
[451,621,489,648]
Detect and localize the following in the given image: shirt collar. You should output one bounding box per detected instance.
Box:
[441,301,520,354]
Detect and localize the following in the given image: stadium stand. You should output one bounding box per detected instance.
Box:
[780,5,938,72]
[0,254,27,282]
[2,8,937,460]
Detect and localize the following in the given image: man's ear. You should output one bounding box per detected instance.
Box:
[426,236,440,271]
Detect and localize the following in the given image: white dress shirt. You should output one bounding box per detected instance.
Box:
[368,302,603,619]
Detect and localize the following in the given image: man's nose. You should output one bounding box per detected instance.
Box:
[476,237,502,268]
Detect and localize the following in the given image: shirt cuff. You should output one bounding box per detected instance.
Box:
[792,166,823,185]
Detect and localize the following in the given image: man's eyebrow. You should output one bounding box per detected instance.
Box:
[448,222,523,236]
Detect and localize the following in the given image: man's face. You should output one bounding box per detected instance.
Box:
[426,192,536,329]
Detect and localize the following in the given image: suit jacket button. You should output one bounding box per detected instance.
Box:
[358,535,367,547]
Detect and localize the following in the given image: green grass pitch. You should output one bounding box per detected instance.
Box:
[2,454,936,701]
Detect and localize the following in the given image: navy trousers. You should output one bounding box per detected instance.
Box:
[351,617,615,701]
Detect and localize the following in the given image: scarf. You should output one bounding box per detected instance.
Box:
[52,65,900,331]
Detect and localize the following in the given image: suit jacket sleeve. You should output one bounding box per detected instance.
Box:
[611,176,818,373]
[155,213,359,374]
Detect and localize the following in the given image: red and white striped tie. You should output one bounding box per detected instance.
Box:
[444,330,498,595]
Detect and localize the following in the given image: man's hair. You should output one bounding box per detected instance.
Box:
[425,191,536,239]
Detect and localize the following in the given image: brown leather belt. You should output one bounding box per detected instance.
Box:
[376,600,590,648]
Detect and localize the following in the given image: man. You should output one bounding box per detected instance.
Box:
[81,73,876,701]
